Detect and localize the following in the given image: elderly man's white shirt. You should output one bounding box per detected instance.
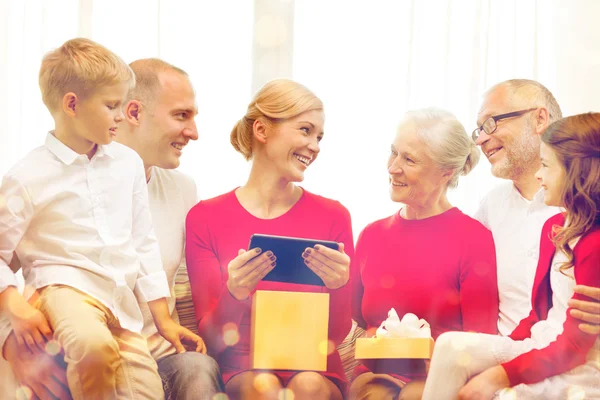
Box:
[475,181,560,336]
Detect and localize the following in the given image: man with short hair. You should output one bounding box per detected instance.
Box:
[1,58,224,400]
[398,79,599,400]
[473,79,599,337]
[118,58,224,400]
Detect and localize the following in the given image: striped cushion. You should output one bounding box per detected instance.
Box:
[338,320,366,381]
[174,265,199,336]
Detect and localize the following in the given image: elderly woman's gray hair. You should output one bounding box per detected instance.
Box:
[401,108,480,188]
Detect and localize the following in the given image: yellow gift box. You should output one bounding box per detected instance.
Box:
[355,337,434,375]
[355,337,434,359]
[250,290,329,371]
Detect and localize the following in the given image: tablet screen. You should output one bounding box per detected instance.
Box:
[248,234,339,286]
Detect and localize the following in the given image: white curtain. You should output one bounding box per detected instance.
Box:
[1,0,599,238]
[292,0,600,235]
[0,0,254,198]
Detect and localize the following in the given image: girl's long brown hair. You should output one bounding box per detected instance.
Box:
[542,113,600,272]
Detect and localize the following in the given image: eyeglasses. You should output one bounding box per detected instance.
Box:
[472,108,538,142]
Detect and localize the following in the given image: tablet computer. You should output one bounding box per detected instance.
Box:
[248,234,339,286]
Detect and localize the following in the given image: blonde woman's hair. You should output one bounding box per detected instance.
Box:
[230,79,323,160]
[39,38,135,113]
[402,107,480,188]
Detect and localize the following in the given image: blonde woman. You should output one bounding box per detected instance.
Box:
[185,79,354,400]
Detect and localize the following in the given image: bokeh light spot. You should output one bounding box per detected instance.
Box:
[16,386,33,400]
[465,333,481,347]
[497,387,517,400]
[318,339,336,356]
[253,373,278,393]
[278,388,295,400]
[45,339,61,356]
[567,386,586,400]
[7,195,25,214]
[450,334,469,351]
[379,274,395,289]
[222,322,239,347]
[456,351,471,367]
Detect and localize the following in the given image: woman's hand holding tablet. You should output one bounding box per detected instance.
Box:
[302,242,350,289]
[226,247,277,300]
[247,234,349,288]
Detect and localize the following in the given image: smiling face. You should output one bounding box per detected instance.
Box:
[73,82,129,146]
[388,120,451,207]
[475,86,540,181]
[137,70,198,170]
[258,109,324,182]
[535,142,566,207]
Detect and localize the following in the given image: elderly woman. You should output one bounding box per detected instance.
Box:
[349,108,500,400]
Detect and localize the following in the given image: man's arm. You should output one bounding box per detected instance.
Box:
[130,156,170,303]
[0,176,33,298]
[569,285,600,335]
[1,274,70,400]
[0,253,23,353]
[3,332,70,400]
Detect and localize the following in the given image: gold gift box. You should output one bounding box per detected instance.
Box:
[250,290,329,371]
[355,337,434,359]
[355,337,434,375]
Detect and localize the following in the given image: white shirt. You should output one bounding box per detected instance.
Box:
[474,181,560,336]
[0,133,170,335]
[141,166,198,360]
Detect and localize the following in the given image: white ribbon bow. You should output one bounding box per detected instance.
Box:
[375,308,431,339]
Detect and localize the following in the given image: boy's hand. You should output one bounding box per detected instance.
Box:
[157,319,206,354]
[1,287,52,353]
[148,297,206,353]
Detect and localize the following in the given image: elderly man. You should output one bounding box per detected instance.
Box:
[473,79,599,337]
[0,59,223,400]
[398,79,600,400]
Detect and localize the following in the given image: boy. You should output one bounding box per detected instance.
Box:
[0,38,204,399]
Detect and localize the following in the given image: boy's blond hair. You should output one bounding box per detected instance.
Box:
[39,38,135,113]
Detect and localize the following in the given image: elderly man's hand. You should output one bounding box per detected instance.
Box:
[4,332,71,400]
[569,285,600,335]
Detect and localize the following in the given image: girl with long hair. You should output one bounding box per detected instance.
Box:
[422,113,600,399]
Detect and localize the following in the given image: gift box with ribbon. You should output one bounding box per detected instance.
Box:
[355,309,434,375]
